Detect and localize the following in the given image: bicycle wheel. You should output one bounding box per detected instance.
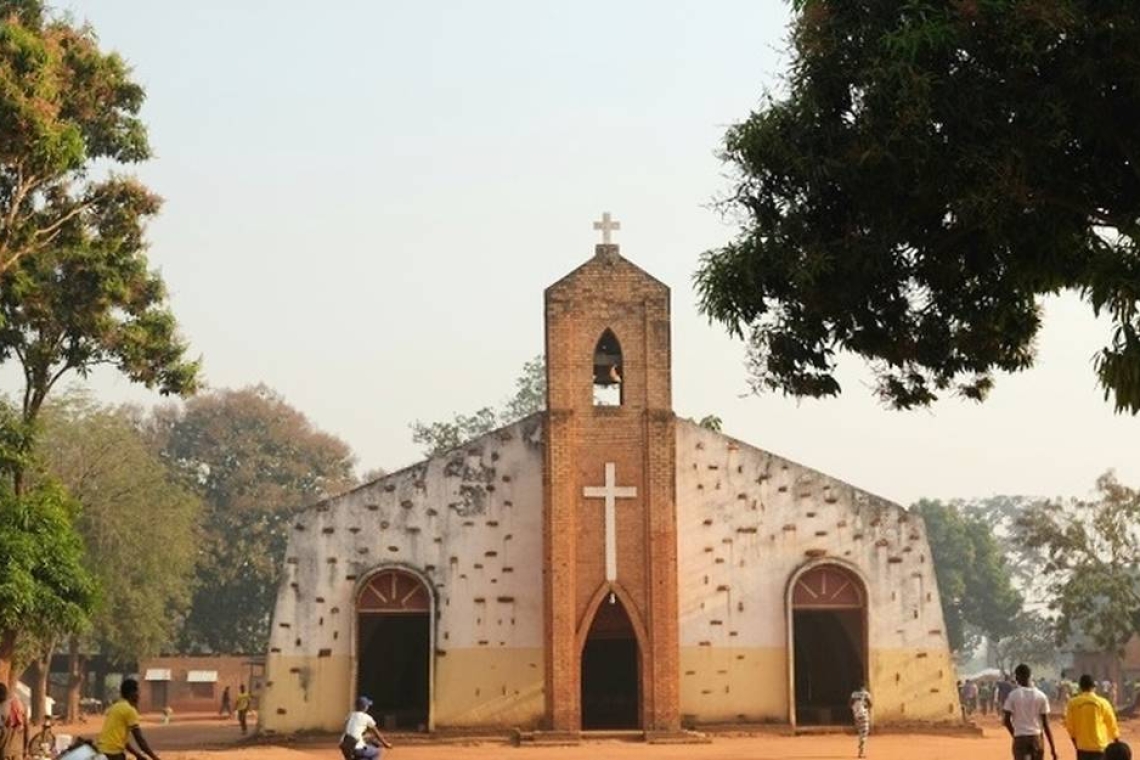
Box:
[27,727,55,759]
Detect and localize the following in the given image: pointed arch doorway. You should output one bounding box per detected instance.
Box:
[356,568,432,730]
[580,594,641,730]
[789,563,867,726]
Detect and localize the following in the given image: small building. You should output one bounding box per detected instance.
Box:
[137,655,264,714]
[1066,634,1140,692]
[261,224,961,735]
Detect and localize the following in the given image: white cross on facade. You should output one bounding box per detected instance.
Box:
[583,462,637,582]
[593,212,621,245]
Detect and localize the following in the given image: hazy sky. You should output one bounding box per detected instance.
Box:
[42,1,1138,506]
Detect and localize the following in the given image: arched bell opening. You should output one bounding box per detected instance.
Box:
[355,568,432,730]
[592,329,623,407]
[580,593,642,729]
[789,563,868,727]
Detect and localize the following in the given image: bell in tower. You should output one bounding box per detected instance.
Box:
[592,329,623,406]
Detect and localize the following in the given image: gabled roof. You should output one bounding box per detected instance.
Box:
[545,247,669,296]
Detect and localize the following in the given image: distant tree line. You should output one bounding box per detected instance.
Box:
[914,474,1140,669]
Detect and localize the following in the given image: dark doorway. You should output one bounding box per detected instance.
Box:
[356,569,432,731]
[791,564,866,726]
[793,609,863,725]
[148,681,168,711]
[356,614,429,729]
[581,596,641,729]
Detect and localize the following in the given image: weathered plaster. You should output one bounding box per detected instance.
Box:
[261,415,546,733]
[675,419,961,725]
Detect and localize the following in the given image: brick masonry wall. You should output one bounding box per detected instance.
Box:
[136,655,258,714]
[543,245,681,732]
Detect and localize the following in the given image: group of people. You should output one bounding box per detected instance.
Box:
[962,674,1130,721]
[217,685,253,734]
[0,675,264,760]
[1,678,161,760]
[852,664,1133,760]
[5,664,1136,760]
[1001,664,1129,760]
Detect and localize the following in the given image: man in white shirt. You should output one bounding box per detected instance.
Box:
[1003,663,1058,760]
[339,696,392,760]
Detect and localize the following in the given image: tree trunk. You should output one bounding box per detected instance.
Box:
[29,639,55,723]
[0,629,15,689]
[66,636,85,723]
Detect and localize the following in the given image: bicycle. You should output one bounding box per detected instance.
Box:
[27,715,55,760]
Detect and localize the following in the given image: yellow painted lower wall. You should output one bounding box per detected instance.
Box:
[679,646,960,726]
[261,654,354,733]
[262,646,957,733]
[434,647,544,727]
[869,648,960,723]
[680,646,788,722]
[260,648,545,734]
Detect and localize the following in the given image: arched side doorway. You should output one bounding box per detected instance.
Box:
[580,593,642,729]
[788,563,867,726]
[356,568,432,730]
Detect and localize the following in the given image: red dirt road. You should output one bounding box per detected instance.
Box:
[56,714,1136,760]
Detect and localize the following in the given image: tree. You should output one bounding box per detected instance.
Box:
[0,0,198,686]
[501,355,546,422]
[912,499,1023,657]
[410,355,545,457]
[989,611,1057,674]
[0,208,199,429]
[698,415,724,432]
[0,477,96,689]
[0,0,198,457]
[696,2,1140,413]
[1017,471,1140,652]
[0,1,154,276]
[359,467,388,484]
[37,390,200,715]
[411,407,499,458]
[153,385,356,653]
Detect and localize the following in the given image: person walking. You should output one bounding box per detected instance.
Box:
[1003,663,1058,760]
[219,686,232,717]
[0,683,28,760]
[339,697,392,760]
[234,684,251,735]
[95,678,161,760]
[963,680,979,716]
[1066,674,1120,760]
[850,683,873,759]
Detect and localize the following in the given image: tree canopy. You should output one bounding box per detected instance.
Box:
[912,498,1024,656]
[1017,471,1140,652]
[39,390,201,663]
[410,355,545,457]
[0,474,95,685]
[697,1,1140,413]
[153,385,356,653]
[0,0,155,276]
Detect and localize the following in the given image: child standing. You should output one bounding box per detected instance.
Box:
[850,683,873,758]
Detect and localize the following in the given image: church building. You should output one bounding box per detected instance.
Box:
[260,217,961,737]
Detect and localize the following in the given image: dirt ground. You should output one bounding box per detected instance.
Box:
[52,712,1137,760]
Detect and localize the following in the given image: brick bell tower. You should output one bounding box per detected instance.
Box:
[543,213,680,734]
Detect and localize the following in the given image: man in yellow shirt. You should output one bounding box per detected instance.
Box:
[234,684,252,735]
[96,678,162,760]
[1066,674,1120,760]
